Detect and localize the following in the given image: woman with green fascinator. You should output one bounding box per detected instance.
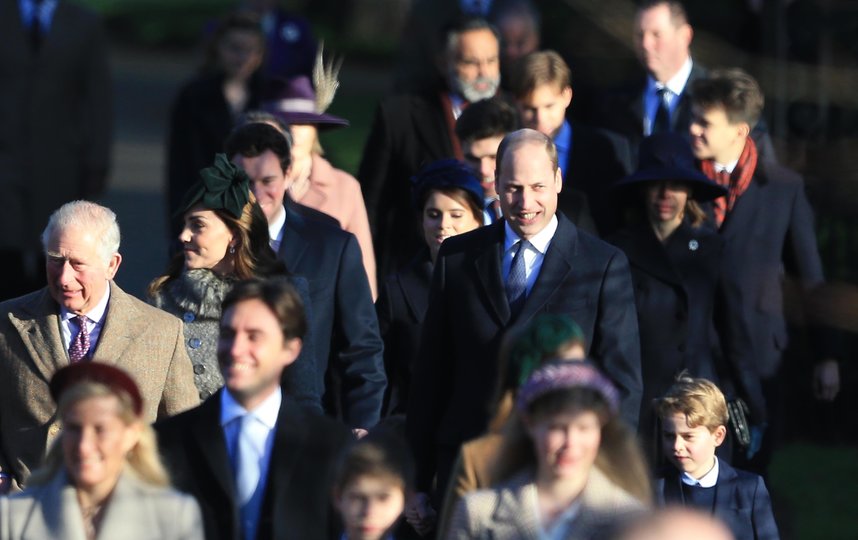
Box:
[148,154,320,412]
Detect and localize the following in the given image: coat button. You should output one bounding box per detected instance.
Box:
[199,391,211,400]
[183,312,195,323]
[48,423,60,437]
[688,239,699,251]
[188,338,202,349]
[193,364,206,374]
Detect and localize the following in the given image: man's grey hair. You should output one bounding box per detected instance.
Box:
[445,16,500,62]
[41,200,121,265]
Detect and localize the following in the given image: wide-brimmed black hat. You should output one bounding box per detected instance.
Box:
[614,133,727,202]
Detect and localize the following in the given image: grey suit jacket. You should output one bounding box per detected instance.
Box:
[0,282,199,488]
[446,468,645,540]
[0,470,203,540]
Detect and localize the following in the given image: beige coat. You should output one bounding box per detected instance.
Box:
[0,283,199,489]
[294,154,377,298]
[446,468,645,540]
[0,470,203,540]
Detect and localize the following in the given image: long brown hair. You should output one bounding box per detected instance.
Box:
[149,191,286,296]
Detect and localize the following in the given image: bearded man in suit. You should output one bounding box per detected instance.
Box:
[0,201,199,494]
[360,16,503,276]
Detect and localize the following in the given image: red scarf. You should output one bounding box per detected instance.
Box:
[700,137,758,227]
[440,92,465,161]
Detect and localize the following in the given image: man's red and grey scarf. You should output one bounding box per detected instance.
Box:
[700,137,758,228]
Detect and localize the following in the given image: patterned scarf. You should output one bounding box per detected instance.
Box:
[700,137,758,227]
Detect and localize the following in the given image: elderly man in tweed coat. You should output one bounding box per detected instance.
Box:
[0,201,198,494]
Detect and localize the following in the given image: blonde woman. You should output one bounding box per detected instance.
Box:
[0,362,203,540]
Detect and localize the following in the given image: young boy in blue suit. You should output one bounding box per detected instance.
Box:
[656,376,780,540]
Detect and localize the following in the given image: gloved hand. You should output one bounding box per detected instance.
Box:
[746,424,766,460]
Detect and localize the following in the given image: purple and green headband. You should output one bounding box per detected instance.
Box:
[516,361,620,415]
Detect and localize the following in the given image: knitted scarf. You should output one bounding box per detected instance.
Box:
[700,137,758,227]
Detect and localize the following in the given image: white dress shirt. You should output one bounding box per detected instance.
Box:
[502,216,558,297]
[268,204,287,252]
[680,456,720,488]
[220,387,281,486]
[714,160,739,175]
[59,284,111,355]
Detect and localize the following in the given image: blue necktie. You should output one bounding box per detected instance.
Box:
[652,87,672,134]
[30,0,44,52]
[234,414,266,540]
[506,240,529,318]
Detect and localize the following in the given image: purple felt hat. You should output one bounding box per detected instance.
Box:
[261,76,349,129]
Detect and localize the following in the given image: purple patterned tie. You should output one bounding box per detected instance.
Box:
[68,315,91,363]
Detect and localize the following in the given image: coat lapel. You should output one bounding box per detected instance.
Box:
[714,459,739,516]
[491,475,540,540]
[190,393,237,505]
[410,95,454,159]
[7,288,67,384]
[472,222,510,325]
[719,177,762,240]
[263,401,309,538]
[96,473,157,539]
[277,203,311,269]
[92,283,145,365]
[623,224,686,289]
[516,216,576,326]
[397,253,433,323]
[19,472,87,540]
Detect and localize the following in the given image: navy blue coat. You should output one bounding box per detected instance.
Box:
[611,221,765,432]
[156,390,350,540]
[657,459,780,540]
[406,214,642,491]
[276,202,387,429]
[717,160,831,378]
[375,249,433,416]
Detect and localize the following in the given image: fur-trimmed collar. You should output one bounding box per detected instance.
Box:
[158,269,236,319]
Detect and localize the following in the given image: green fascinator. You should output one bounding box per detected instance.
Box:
[178,153,251,218]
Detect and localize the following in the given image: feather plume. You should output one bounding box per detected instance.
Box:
[312,42,343,114]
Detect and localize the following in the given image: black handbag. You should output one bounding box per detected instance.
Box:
[727,398,751,448]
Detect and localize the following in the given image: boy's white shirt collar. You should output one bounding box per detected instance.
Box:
[680,456,720,488]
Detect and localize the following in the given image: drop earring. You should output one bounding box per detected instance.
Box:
[229,245,236,254]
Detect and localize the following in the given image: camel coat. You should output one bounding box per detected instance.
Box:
[0,282,199,489]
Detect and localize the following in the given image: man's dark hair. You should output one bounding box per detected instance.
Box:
[690,68,764,127]
[225,122,292,173]
[636,0,689,26]
[222,278,307,341]
[455,98,520,145]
